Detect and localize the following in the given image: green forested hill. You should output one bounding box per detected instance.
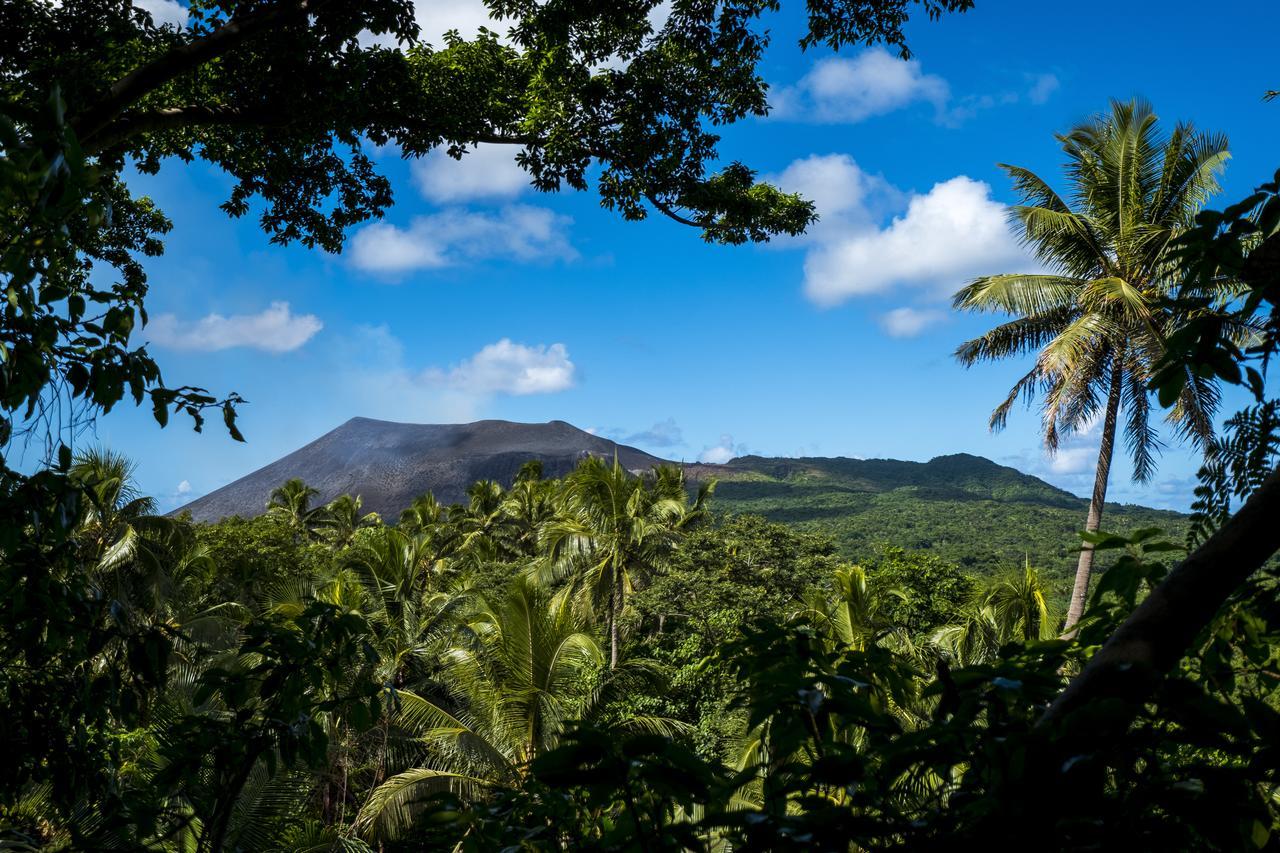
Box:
[705,453,1189,591]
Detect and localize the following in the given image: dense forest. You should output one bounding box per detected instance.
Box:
[709,453,1189,591]
[4,0,1280,850]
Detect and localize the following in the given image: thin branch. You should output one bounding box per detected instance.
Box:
[645,192,719,231]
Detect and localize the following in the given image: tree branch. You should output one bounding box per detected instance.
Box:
[1040,465,1280,730]
[72,0,333,144]
[88,105,291,151]
[645,192,716,231]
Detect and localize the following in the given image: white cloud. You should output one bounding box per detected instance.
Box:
[176,479,191,495]
[147,301,322,353]
[767,153,1038,333]
[333,328,576,424]
[349,205,575,274]
[768,154,903,241]
[424,339,576,395]
[772,49,949,123]
[880,307,946,338]
[136,0,187,27]
[412,144,529,202]
[1028,73,1060,105]
[772,49,1060,125]
[1047,445,1097,475]
[699,434,746,464]
[361,0,502,48]
[624,418,684,449]
[802,175,1029,306]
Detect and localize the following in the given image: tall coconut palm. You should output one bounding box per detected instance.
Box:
[354,578,670,840]
[500,473,561,558]
[954,99,1234,630]
[542,457,707,668]
[265,477,323,540]
[398,491,444,535]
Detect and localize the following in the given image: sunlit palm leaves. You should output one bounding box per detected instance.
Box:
[265,477,324,541]
[932,559,1057,665]
[541,456,708,668]
[955,99,1232,627]
[355,578,667,840]
[314,493,381,549]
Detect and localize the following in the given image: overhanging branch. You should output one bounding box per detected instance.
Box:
[72,0,334,144]
[1040,465,1280,729]
[88,105,291,151]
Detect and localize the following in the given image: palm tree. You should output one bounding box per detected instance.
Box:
[543,457,708,668]
[314,493,381,549]
[69,448,193,611]
[457,480,511,555]
[954,99,1234,630]
[354,578,670,840]
[932,559,1057,665]
[265,477,323,540]
[499,472,560,558]
[797,564,911,653]
[398,491,444,534]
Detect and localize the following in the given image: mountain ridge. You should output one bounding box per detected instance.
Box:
[174,417,1190,585]
[177,416,1144,521]
[175,417,669,523]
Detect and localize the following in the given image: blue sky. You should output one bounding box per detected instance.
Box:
[80,0,1280,512]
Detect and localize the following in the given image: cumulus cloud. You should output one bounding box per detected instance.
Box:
[801,175,1029,306]
[772,48,1060,125]
[624,418,684,449]
[699,434,746,464]
[136,0,187,27]
[766,153,1037,332]
[1027,73,1061,105]
[349,205,575,274]
[412,144,529,202]
[424,339,576,395]
[334,327,577,424]
[880,307,946,338]
[767,154,904,241]
[147,301,322,353]
[176,479,191,496]
[1047,445,1098,476]
[772,49,949,123]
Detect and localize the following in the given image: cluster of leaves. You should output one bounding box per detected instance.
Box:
[0,454,383,850]
[0,92,242,456]
[419,527,1280,851]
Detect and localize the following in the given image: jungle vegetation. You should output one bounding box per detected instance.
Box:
[3,0,1280,850]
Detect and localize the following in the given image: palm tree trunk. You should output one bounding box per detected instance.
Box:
[609,567,622,670]
[1064,352,1126,632]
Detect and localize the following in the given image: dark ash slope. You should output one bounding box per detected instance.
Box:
[175,418,667,522]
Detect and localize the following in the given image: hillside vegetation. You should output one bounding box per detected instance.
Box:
[710,453,1187,588]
